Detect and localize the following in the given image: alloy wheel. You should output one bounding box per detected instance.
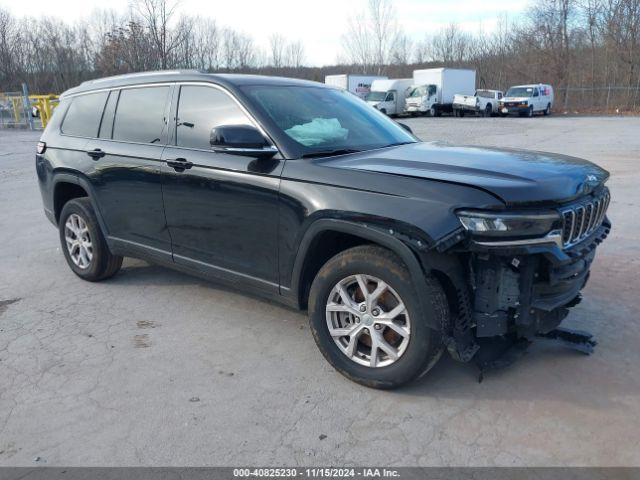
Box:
[325,274,411,368]
[64,213,93,269]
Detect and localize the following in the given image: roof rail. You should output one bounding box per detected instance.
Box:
[80,70,203,86]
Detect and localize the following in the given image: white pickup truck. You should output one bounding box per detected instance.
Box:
[452,89,503,117]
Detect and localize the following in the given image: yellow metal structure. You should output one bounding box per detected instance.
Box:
[9,96,22,123]
[29,94,60,128]
[1,92,59,129]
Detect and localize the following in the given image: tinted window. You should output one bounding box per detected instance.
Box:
[61,91,109,138]
[98,90,119,139]
[113,86,170,144]
[176,85,253,150]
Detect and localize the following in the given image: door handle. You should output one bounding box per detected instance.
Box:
[166,158,193,171]
[87,148,106,160]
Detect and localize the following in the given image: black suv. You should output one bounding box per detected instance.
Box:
[36,71,611,388]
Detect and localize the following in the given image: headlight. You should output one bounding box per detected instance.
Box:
[456,210,562,238]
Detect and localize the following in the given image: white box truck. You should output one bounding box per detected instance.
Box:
[404,68,476,116]
[364,78,413,116]
[324,74,388,100]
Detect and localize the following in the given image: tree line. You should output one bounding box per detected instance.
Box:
[1,0,639,111]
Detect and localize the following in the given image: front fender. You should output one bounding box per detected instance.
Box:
[286,217,443,330]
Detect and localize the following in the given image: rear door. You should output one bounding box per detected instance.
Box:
[85,85,173,260]
[161,83,283,292]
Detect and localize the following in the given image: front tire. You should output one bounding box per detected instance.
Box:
[308,245,447,389]
[59,198,123,282]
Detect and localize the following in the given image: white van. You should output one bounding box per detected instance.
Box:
[499,84,554,117]
[365,78,413,116]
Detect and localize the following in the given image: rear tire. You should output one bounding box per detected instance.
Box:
[308,245,448,389]
[544,103,551,116]
[59,198,123,282]
[483,104,492,117]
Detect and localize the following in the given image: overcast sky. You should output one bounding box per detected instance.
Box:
[0,0,529,66]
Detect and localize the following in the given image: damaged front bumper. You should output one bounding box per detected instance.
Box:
[433,218,611,371]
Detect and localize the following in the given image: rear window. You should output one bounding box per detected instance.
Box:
[477,90,494,98]
[61,91,109,138]
[112,86,170,144]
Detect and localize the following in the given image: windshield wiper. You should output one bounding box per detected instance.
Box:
[301,149,362,159]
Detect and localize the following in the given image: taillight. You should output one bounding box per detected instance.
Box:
[36,141,46,154]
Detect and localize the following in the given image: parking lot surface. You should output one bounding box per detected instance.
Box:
[1,116,639,466]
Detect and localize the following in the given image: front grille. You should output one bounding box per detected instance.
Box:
[561,189,610,248]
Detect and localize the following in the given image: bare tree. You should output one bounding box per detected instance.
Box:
[285,40,305,68]
[430,23,472,63]
[269,33,286,68]
[391,32,412,65]
[524,0,577,107]
[341,0,400,74]
[2,0,640,112]
[132,0,184,69]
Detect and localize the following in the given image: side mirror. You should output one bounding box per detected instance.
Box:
[397,122,413,134]
[210,125,277,158]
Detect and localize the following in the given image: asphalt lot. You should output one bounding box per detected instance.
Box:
[1,115,639,466]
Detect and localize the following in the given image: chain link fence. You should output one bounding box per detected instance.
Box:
[556,86,640,113]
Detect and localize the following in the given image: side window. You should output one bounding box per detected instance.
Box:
[112,86,170,144]
[61,91,109,138]
[498,92,503,99]
[176,85,253,150]
[533,89,539,97]
[98,90,119,139]
[386,92,395,102]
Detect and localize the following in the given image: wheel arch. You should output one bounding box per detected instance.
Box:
[288,219,444,330]
[51,171,111,240]
[53,177,88,223]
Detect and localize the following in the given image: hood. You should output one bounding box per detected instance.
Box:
[326,142,609,205]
